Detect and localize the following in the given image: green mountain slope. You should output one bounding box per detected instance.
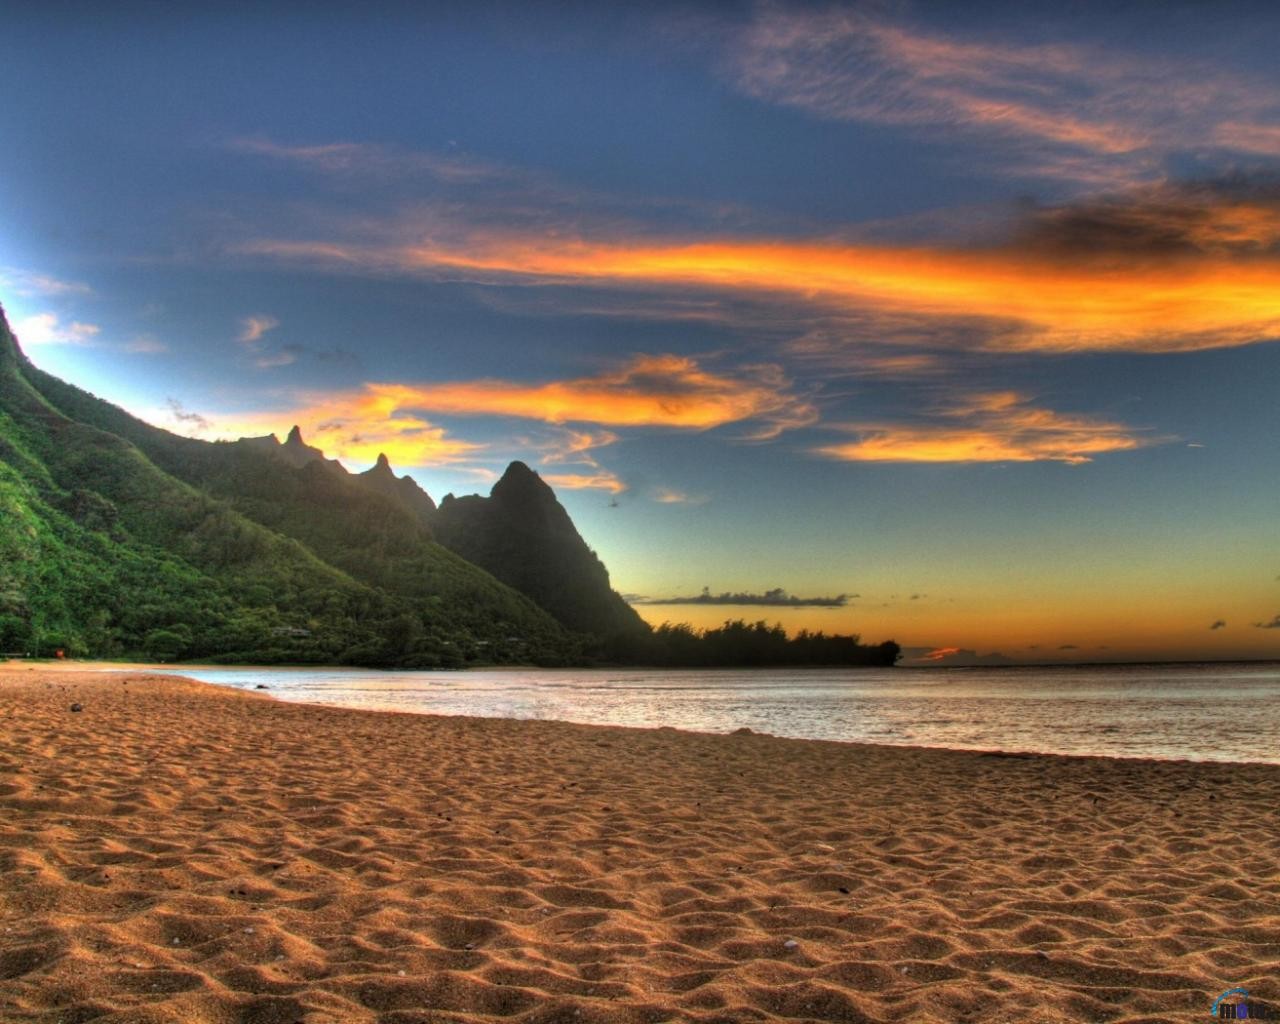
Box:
[0,308,577,665]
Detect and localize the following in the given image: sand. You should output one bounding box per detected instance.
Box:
[0,669,1277,1024]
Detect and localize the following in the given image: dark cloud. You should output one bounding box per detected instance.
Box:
[1014,179,1280,262]
[632,586,851,608]
[901,647,1013,667]
[1253,614,1280,630]
[165,398,210,431]
[1210,619,1227,630]
[1058,644,1079,650]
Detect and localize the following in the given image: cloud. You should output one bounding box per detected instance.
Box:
[1058,644,1079,650]
[228,136,505,185]
[814,391,1156,465]
[902,646,1013,666]
[1209,620,1227,631]
[124,334,168,355]
[13,313,100,347]
[243,206,1280,355]
[542,472,626,494]
[164,398,210,432]
[0,267,92,298]
[254,345,300,369]
[653,488,709,505]
[238,314,279,345]
[1253,615,1280,630]
[536,427,621,466]
[722,5,1280,186]
[354,354,815,436]
[632,587,850,608]
[525,427,627,494]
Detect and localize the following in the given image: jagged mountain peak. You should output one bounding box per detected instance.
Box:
[492,460,556,505]
[285,424,306,445]
[375,452,391,470]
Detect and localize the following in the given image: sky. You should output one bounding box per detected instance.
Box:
[2,0,1279,664]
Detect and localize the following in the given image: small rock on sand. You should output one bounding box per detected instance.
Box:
[69,703,83,713]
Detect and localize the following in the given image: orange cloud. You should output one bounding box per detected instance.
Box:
[156,354,806,473]
[357,354,814,433]
[245,227,1280,354]
[816,391,1156,464]
[542,472,626,494]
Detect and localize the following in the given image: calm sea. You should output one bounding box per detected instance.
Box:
[151,662,1280,764]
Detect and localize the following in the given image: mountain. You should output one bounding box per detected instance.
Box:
[433,461,647,639]
[358,452,437,525]
[0,306,578,666]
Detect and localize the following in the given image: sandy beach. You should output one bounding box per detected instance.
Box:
[1,669,1277,1024]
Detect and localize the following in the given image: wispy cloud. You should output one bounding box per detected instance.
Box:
[526,427,626,493]
[1210,619,1227,631]
[242,192,1280,356]
[165,398,210,432]
[1254,614,1280,630]
[125,334,168,355]
[352,354,815,435]
[13,312,100,347]
[723,4,1280,186]
[542,471,627,494]
[228,136,505,185]
[238,314,279,344]
[0,267,92,298]
[632,587,850,607]
[653,488,709,505]
[815,391,1158,465]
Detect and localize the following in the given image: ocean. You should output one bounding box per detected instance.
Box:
[150,662,1280,764]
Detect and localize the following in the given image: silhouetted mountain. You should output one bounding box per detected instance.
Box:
[358,452,437,525]
[278,424,329,468]
[434,461,647,639]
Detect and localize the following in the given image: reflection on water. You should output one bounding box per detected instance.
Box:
[151,663,1280,764]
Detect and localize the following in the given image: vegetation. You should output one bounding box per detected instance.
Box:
[0,309,577,666]
[600,619,901,668]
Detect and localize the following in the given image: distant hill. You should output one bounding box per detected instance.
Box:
[433,461,649,639]
[0,307,577,666]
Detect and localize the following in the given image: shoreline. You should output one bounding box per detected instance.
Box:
[2,669,1278,1022]
[6,660,1277,770]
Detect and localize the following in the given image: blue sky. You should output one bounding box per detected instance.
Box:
[3,1,1280,662]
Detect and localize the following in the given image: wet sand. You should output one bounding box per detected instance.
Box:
[1,668,1277,1023]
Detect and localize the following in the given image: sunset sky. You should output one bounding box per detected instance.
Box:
[2,1,1279,663]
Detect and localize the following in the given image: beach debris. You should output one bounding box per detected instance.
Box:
[783,938,799,950]
[69,703,83,712]
[255,684,269,689]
